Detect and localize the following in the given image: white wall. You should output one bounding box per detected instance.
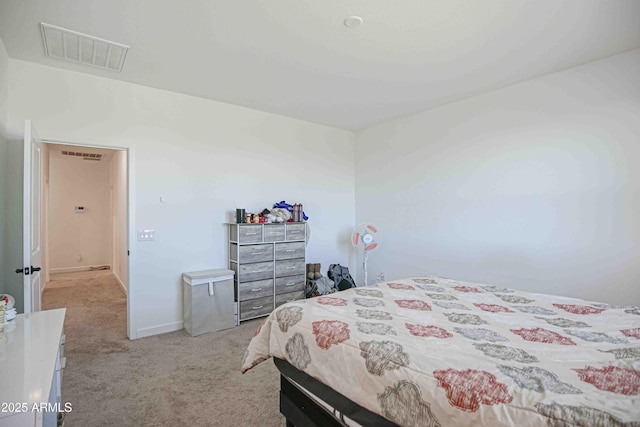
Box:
[3,139,23,312]
[48,149,112,271]
[355,49,640,306]
[0,36,23,312]
[109,150,128,292]
[7,60,356,337]
[0,36,8,297]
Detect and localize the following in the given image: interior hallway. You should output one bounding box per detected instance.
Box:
[45,270,123,290]
[43,270,128,345]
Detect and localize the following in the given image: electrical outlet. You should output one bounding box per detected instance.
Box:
[138,229,155,241]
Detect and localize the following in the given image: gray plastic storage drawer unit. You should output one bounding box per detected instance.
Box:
[182,268,235,336]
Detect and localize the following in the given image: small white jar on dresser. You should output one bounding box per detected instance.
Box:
[0,308,66,427]
[228,222,307,324]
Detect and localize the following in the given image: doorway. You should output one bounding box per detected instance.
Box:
[40,142,129,337]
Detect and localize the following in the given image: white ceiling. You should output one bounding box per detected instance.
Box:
[1,0,639,131]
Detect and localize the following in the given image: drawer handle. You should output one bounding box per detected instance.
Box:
[285,249,295,252]
[251,288,263,292]
[246,232,258,235]
[289,230,301,233]
[251,270,263,273]
[252,305,264,310]
[285,283,295,286]
[286,266,296,269]
[251,252,264,255]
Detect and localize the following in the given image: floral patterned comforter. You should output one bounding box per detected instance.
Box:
[241,277,640,426]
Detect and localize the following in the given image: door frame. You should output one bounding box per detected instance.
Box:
[41,137,136,339]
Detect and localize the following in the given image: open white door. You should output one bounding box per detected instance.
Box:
[21,120,42,313]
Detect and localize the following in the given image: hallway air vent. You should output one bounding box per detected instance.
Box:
[61,150,103,161]
[40,23,129,72]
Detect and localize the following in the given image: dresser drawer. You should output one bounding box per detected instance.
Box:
[275,275,305,294]
[264,224,285,242]
[238,225,263,243]
[238,279,273,301]
[286,223,305,241]
[230,244,273,263]
[276,290,306,307]
[275,242,305,260]
[275,259,305,277]
[240,296,274,320]
[236,261,274,282]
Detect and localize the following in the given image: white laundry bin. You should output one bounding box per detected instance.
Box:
[182,268,235,336]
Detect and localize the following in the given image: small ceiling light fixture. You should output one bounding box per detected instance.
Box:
[344,16,364,29]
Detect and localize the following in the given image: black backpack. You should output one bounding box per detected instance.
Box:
[327,264,357,291]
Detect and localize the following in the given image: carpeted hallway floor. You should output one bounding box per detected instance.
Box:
[42,271,283,427]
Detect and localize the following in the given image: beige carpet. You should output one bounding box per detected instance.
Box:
[43,271,283,427]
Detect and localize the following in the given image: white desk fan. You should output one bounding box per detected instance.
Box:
[351,224,381,286]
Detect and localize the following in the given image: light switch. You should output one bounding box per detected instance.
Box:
[138,229,156,241]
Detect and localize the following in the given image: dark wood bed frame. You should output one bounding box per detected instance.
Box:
[275,358,399,427]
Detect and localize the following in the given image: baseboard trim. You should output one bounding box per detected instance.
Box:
[50,265,111,274]
[135,321,184,339]
[112,271,127,295]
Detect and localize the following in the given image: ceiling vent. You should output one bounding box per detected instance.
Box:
[61,150,103,161]
[40,23,129,72]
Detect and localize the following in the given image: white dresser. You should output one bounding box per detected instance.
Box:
[0,309,66,427]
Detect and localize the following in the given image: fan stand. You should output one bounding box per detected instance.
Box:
[360,232,374,287]
[362,250,368,287]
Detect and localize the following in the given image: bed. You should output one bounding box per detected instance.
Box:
[241,276,640,426]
